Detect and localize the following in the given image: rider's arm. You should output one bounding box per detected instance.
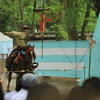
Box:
[3,32,14,35]
[4,31,21,38]
[28,33,44,40]
[36,33,44,38]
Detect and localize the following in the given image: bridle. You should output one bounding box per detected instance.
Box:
[25,48,34,54]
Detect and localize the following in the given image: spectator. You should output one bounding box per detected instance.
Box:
[27,81,61,100]
[0,85,4,100]
[0,78,4,100]
[10,73,38,100]
[4,79,22,100]
[67,86,83,100]
[82,77,100,100]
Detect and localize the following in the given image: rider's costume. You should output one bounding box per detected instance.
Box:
[12,31,27,47]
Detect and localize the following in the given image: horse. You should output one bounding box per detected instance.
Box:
[7,45,38,91]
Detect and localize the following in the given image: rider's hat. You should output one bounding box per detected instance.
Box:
[21,25,32,30]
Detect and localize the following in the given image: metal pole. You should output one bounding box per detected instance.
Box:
[75,41,77,79]
[84,66,85,80]
[88,44,92,78]
[41,35,43,58]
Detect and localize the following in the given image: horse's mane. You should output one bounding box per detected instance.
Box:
[22,45,34,51]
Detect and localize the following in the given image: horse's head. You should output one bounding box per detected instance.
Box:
[25,45,36,64]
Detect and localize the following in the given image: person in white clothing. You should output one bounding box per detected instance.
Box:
[10,73,38,100]
[4,79,22,100]
[0,78,4,100]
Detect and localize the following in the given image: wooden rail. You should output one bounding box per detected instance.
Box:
[0,54,8,72]
[33,32,93,40]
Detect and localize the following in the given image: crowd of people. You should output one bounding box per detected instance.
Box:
[0,74,100,100]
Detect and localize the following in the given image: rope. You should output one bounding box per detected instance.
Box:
[57,41,90,70]
[76,45,90,68]
[6,70,33,73]
[57,41,75,68]
[3,66,100,77]
[34,66,100,76]
[4,66,84,73]
[85,66,100,71]
[93,35,100,42]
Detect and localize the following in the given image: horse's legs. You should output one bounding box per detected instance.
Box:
[16,73,23,83]
[29,65,35,74]
[7,72,12,91]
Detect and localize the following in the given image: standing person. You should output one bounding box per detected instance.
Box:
[0,78,4,100]
[10,73,38,100]
[82,77,100,100]
[27,81,61,100]
[3,25,43,70]
[67,86,83,100]
[4,79,22,100]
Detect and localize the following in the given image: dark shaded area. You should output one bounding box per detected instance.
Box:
[0,10,10,32]
[82,77,100,100]
[92,0,100,17]
[67,86,83,100]
[27,81,61,100]
[0,84,4,100]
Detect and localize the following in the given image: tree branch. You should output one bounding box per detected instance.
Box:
[86,0,97,11]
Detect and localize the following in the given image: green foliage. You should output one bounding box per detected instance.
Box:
[54,24,68,41]
[77,0,97,33]
[0,0,98,40]
[86,10,97,32]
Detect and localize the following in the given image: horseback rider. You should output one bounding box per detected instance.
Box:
[3,25,43,47]
[3,25,43,70]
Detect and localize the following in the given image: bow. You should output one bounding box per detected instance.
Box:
[41,33,43,58]
[41,0,44,58]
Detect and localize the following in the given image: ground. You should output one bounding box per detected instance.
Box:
[2,73,77,98]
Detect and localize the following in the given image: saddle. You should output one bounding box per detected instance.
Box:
[6,46,22,71]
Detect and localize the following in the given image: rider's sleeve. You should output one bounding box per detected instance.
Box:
[12,31,21,38]
[28,34,36,40]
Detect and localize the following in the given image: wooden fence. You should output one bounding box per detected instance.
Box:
[0,54,8,72]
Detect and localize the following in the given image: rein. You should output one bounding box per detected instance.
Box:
[18,53,28,62]
[15,47,34,64]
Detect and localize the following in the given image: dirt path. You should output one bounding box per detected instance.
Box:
[39,76,78,96]
[2,73,77,96]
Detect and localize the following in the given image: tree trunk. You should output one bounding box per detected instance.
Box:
[46,0,51,6]
[3,0,17,46]
[10,18,18,46]
[46,0,56,20]
[86,0,97,12]
[91,0,100,17]
[60,0,67,27]
[46,0,58,39]
[66,0,79,40]
[31,0,37,34]
[68,26,78,40]
[11,19,18,31]
[81,4,90,40]
[19,0,24,26]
